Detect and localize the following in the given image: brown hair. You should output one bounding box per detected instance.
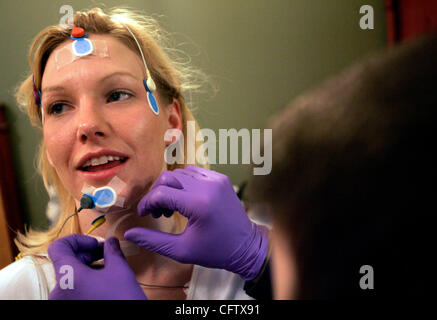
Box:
[249,34,437,298]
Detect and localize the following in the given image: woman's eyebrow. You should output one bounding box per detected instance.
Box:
[42,71,139,94]
[99,71,140,83]
[42,85,65,94]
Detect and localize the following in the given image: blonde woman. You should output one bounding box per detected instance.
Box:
[0,7,269,300]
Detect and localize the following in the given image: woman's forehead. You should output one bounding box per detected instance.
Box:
[42,33,145,88]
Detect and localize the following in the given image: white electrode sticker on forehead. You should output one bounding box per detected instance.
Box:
[54,39,109,70]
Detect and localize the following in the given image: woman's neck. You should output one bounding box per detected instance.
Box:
[77,207,193,299]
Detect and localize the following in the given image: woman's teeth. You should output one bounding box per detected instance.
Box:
[82,155,124,169]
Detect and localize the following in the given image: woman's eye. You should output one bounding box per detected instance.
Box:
[48,103,69,115]
[107,91,132,103]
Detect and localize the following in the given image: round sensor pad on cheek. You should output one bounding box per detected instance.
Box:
[81,176,127,214]
[86,186,117,209]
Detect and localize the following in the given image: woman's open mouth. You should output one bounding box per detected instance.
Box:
[80,156,128,172]
[78,155,128,180]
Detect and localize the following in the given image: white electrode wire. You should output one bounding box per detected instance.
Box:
[118,21,151,78]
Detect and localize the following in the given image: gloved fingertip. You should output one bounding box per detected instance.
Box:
[136,199,151,217]
[155,171,184,190]
[123,229,140,242]
[124,228,151,247]
[104,237,126,262]
[105,237,121,250]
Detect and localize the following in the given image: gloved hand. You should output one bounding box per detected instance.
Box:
[48,234,146,300]
[124,165,269,281]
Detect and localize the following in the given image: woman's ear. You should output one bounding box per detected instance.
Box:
[165,98,183,145]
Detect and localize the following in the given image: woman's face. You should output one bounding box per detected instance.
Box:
[41,34,181,208]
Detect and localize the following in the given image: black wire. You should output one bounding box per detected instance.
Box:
[138,283,189,289]
[54,194,94,239]
[55,207,83,239]
[11,195,95,251]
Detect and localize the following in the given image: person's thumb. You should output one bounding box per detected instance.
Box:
[103,237,129,267]
[124,227,183,262]
[48,234,99,266]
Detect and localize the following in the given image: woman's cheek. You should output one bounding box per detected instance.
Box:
[44,132,67,169]
[129,111,166,152]
[44,129,78,190]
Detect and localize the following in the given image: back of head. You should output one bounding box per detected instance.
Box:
[249,34,437,298]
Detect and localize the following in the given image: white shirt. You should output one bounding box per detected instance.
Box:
[0,255,253,300]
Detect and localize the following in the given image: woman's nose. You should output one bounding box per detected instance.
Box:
[76,102,109,143]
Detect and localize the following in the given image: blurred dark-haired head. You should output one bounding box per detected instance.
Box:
[249,34,437,299]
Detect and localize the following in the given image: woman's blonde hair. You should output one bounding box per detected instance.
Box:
[15,7,209,254]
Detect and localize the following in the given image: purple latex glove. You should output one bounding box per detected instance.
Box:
[124,165,269,281]
[48,234,146,300]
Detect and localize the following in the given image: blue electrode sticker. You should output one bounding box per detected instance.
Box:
[93,186,117,208]
[72,37,94,56]
[54,34,109,70]
[80,176,127,214]
[147,91,159,115]
[144,79,159,115]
